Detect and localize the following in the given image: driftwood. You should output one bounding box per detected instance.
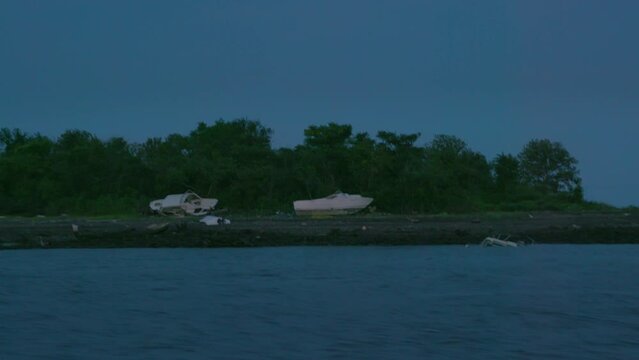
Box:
[480,235,520,247]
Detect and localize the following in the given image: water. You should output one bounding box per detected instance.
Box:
[1,246,639,359]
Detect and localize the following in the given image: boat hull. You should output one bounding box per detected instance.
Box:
[293,195,373,216]
[149,192,218,216]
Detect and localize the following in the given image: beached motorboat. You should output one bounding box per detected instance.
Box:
[293,192,373,216]
[149,191,218,216]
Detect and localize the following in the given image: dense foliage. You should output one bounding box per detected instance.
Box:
[0,120,600,215]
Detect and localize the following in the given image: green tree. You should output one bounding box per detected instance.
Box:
[347,132,377,194]
[425,135,491,212]
[492,153,520,192]
[52,130,107,197]
[0,134,55,213]
[304,123,352,148]
[0,128,28,152]
[374,131,425,212]
[187,119,274,209]
[298,123,353,195]
[519,139,581,194]
[0,123,591,215]
[138,134,190,195]
[270,148,309,207]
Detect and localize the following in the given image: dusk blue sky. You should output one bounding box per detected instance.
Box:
[1,1,638,206]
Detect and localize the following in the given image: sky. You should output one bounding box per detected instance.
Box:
[1,0,638,206]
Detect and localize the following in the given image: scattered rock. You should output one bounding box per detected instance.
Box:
[175,222,188,232]
[147,223,170,233]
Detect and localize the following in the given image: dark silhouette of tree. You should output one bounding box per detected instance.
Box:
[0,128,29,154]
[519,139,581,194]
[425,135,491,212]
[299,123,353,195]
[0,122,591,215]
[493,153,520,193]
[374,131,425,212]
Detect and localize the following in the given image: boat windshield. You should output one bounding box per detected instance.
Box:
[326,191,346,199]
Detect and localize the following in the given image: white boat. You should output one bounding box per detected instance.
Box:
[480,235,521,247]
[149,191,218,216]
[293,192,373,216]
[199,215,231,226]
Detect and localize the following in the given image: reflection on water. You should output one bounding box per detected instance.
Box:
[1,246,639,359]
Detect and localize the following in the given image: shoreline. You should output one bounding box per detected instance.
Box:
[1,212,639,249]
[0,213,639,250]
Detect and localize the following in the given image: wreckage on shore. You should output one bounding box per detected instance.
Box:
[480,235,525,247]
[293,192,373,216]
[149,191,218,216]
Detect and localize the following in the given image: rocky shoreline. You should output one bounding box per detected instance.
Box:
[1,212,639,250]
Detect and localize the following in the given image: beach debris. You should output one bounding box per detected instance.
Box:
[572,224,582,230]
[199,215,230,226]
[149,191,218,216]
[70,224,79,239]
[147,222,170,233]
[480,235,520,247]
[528,213,534,219]
[273,210,293,219]
[361,225,367,231]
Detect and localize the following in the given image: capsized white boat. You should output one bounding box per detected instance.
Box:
[293,192,373,216]
[149,191,218,216]
[480,235,522,247]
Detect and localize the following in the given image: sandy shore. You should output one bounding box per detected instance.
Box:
[1,212,639,249]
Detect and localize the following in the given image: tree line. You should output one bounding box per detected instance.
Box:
[0,119,598,215]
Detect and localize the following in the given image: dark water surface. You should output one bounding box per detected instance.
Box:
[2,246,639,359]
